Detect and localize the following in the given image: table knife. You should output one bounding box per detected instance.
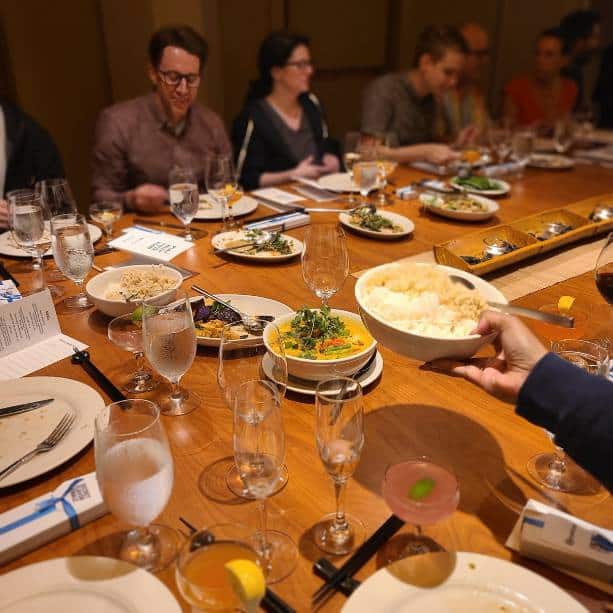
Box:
[487,302,575,328]
[0,398,54,419]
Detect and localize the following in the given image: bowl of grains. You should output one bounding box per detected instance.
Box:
[86,264,183,316]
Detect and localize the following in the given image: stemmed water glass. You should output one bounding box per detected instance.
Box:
[511,130,534,177]
[94,398,180,572]
[50,213,94,309]
[344,132,362,205]
[375,132,398,206]
[595,232,613,309]
[527,339,608,493]
[142,292,199,416]
[205,155,239,231]
[218,319,288,498]
[314,377,365,555]
[553,118,575,154]
[488,120,512,162]
[233,379,297,583]
[301,224,349,306]
[353,161,379,206]
[108,313,158,393]
[89,201,123,239]
[168,166,199,241]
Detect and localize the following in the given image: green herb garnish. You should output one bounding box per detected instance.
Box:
[244,229,292,255]
[408,477,435,500]
[455,176,500,191]
[350,207,400,232]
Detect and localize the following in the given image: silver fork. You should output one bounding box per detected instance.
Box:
[0,412,75,482]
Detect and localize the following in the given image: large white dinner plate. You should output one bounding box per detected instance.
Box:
[419,192,499,222]
[0,556,181,612]
[0,377,104,488]
[449,177,510,197]
[342,552,587,613]
[528,153,575,170]
[262,350,383,396]
[339,210,414,240]
[211,230,303,262]
[196,194,258,220]
[318,172,381,194]
[0,224,102,258]
[195,293,293,347]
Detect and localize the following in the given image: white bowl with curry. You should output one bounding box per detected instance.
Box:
[264,307,377,382]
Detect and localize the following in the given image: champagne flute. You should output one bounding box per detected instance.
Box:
[218,319,288,498]
[233,379,297,583]
[169,166,199,241]
[89,200,123,239]
[375,132,398,206]
[314,377,365,555]
[50,213,94,309]
[352,161,378,206]
[205,155,239,232]
[527,339,608,493]
[301,224,349,306]
[344,132,362,205]
[108,313,158,393]
[95,398,180,572]
[142,292,199,416]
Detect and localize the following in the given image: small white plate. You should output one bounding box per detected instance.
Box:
[318,172,381,194]
[449,177,510,197]
[0,223,102,258]
[419,193,499,221]
[528,153,575,170]
[195,293,293,347]
[0,556,181,612]
[0,377,104,488]
[211,230,303,262]
[262,350,383,396]
[339,210,414,239]
[196,194,258,220]
[342,552,587,613]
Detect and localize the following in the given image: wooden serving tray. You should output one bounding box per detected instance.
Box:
[433,193,613,276]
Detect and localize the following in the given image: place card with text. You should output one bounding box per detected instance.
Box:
[108,226,194,262]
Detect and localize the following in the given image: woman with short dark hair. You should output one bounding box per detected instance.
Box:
[232,32,340,190]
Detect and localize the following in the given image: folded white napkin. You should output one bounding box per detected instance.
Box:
[506,499,613,593]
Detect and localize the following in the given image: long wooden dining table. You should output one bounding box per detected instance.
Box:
[1,164,613,612]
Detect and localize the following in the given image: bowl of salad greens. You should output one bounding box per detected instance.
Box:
[449,175,510,196]
[264,306,377,381]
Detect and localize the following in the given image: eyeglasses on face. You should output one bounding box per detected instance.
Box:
[284,60,313,70]
[158,70,201,88]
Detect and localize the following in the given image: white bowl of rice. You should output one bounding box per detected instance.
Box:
[355,262,507,362]
[86,264,183,316]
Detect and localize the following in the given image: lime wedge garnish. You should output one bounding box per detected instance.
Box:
[408,477,435,500]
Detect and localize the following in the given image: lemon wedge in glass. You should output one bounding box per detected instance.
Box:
[225,558,266,612]
[557,295,575,313]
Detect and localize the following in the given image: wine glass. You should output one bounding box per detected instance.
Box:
[142,292,199,416]
[488,119,512,162]
[313,377,365,555]
[352,161,378,206]
[169,166,199,241]
[205,155,239,232]
[233,379,297,583]
[89,201,123,239]
[382,457,460,561]
[375,133,398,206]
[527,339,608,493]
[553,118,575,154]
[94,398,180,572]
[176,523,262,611]
[108,313,158,393]
[511,130,534,177]
[344,132,362,205]
[50,213,94,309]
[301,224,349,306]
[595,232,613,308]
[218,319,288,498]
[573,104,595,145]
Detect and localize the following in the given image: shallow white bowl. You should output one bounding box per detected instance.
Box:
[86,264,183,317]
[355,262,507,362]
[264,309,377,382]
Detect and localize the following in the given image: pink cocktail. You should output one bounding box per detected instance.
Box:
[382,459,459,558]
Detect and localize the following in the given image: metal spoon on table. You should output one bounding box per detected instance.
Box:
[449,274,575,328]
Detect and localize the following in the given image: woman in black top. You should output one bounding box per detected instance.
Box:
[232,32,340,190]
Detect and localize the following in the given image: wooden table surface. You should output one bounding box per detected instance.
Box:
[1,165,613,612]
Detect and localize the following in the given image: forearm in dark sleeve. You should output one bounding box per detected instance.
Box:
[517,352,613,491]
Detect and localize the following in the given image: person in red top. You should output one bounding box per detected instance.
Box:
[503,28,577,130]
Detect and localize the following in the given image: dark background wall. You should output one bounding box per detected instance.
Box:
[0,0,603,207]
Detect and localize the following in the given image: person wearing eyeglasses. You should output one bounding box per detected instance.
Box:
[441,22,490,146]
[92,26,231,214]
[232,32,340,190]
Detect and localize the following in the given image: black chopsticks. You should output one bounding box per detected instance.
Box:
[71,349,126,402]
[178,517,295,613]
[312,514,405,606]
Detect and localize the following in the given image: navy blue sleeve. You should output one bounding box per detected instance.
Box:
[517,352,613,491]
